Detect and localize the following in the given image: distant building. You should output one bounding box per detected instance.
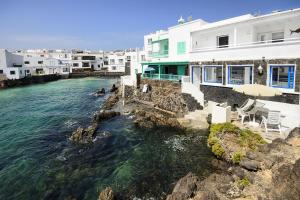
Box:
[0,49,25,80]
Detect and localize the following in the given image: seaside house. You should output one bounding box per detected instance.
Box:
[0,49,26,80]
[142,16,207,81]
[71,50,105,72]
[138,8,300,132]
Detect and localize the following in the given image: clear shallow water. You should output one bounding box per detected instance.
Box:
[0,78,215,200]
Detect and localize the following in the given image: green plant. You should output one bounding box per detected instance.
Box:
[239,129,266,150]
[211,142,225,158]
[207,136,219,147]
[232,151,244,164]
[238,177,250,187]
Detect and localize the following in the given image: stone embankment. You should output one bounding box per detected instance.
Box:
[166,126,300,200]
[122,79,204,129]
[0,74,62,89]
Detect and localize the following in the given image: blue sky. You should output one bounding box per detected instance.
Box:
[0,0,300,50]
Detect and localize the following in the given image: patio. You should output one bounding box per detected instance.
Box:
[230,99,300,142]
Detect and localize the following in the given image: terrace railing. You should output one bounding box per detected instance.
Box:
[150,50,169,58]
[142,73,182,81]
[192,37,300,52]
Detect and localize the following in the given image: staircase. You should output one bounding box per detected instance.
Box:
[179,76,209,130]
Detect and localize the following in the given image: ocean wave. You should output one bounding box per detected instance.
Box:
[64,120,78,128]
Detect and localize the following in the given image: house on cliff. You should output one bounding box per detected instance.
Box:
[140,8,300,106]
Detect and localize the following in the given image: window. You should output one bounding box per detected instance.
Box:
[73,63,79,67]
[118,59,123,64]
[217,35,229,48]
[0,70,3,74]
[126,56,131,60]
[10,71,15,75]
[63,68,69,72]
[148,38,152,45]
[112,66,116,70]
[110,59,115,64]
[82,62,90,67]
[26,70,30,73]
[24,61,30,64]
[98,64,100,68]
[20,70,22,74]
[177,41,186,55]
[203,66,223,84]
[272,32,284,43]
[38,61,43,64]
[269,65,295,89]
[141,55,146,61]
[228,65,253,85]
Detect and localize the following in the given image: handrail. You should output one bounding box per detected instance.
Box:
[192,37,300,52]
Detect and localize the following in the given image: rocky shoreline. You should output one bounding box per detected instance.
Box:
[166,127,300,200]
[70,80,299,200]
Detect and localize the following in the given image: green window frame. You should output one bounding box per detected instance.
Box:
[177,41,186,55]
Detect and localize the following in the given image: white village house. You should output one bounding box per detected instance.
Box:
[122,8,300,136]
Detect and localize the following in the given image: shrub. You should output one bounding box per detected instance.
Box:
[238,177,250,187]
[232,151,244,164]
[211,141,225,158]
[207,136,219,147]
[239,129,266,150]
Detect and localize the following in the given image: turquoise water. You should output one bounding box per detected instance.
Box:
[0,78,215,200]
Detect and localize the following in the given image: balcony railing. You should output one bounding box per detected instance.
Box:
[150,50,169,58]
[192,37,300,52]
[142,73,182,81]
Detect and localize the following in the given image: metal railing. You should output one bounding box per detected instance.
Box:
[192,37,300,52]
[150,50,169,58]
[142,73,182,81]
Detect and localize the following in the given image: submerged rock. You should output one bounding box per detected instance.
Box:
[93,111,120,122]
[69,123,98,144]
[98,187,115,200]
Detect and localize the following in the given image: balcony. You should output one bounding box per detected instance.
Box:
[142,73,182,81]
[150,50,169,58]
[190,37,300,61]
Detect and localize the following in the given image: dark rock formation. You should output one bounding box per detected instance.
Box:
[93,111,120,122]
[167,127,300,200]
[166,173,199,200]
[69,123,98,144]
[102,94,119,110]
[98,187,115,200]
[133,109,181,129]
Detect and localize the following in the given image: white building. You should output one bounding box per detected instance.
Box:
[0,49,25,80]
[140,8,300,104]
[71,50,105,71]
[106,51,126,72]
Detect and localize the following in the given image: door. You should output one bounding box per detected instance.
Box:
[192,66,201,87]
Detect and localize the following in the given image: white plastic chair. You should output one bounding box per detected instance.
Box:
[237,99,255,124]
[261,110,282,135]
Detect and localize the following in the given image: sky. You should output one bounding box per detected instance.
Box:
[0,0,300,51]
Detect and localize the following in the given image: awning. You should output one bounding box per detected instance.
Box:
[141,61,189,66]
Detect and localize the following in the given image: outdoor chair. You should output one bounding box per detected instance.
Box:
[236,99,255,124]
[260,110,282,135]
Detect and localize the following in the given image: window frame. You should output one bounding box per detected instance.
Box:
[268,64,296,90]
[227,64,254,86]
[217,35,229,48]
[202,65,223,85]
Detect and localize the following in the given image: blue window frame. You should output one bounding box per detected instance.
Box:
[228,65,253,85]
[269,65,295,89]
[203,66,222,83]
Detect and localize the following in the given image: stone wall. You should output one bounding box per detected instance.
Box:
[200,85,299,107]
[0,74,61,89]
[125,79,201,116]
